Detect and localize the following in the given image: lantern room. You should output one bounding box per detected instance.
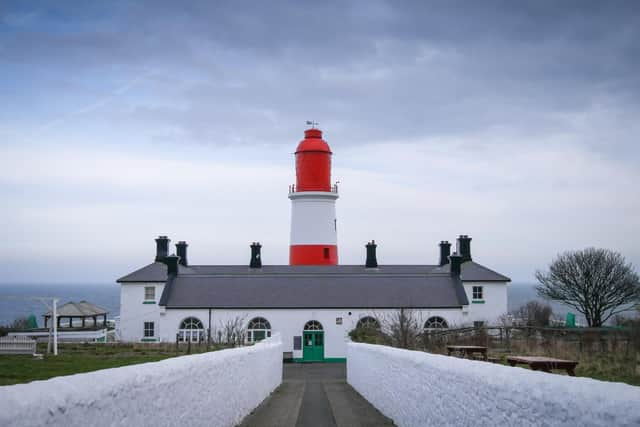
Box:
[294,128,332,192]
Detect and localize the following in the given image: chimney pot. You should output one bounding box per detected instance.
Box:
[365,240,378,268]
[449,252,462,277]
[155,236,170,262]
[439,240,451,266]
[456,235,472,262]
[250,242,262,268]
[165,254,180,276]
[176,241,188,266]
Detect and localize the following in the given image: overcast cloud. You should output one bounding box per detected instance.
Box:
[1,1,639,283]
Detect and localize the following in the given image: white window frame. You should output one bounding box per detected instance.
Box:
[178,317,204,343]
[247,317,272,343]
[144,286,155,302]
[424,316,448,330]
[144,321,155,338]
[472,286,484,300]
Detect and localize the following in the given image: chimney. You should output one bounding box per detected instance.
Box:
[250,242,262,268]
[439,241,451,266]
[165,254,180,276]
[456,235,472,262]
[176,241,188,266]
[155,236,170,262]
[365,240,378,268]
[449,253,462,277]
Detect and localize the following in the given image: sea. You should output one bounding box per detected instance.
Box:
[0,282,582,327]
[0,283,120,327]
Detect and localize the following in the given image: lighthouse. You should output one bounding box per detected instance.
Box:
[288,127,339,265]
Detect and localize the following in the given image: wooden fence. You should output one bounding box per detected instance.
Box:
[423,325,637,355]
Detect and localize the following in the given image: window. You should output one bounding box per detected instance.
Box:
[424,316,448,330]
[144,321,155,337]
[356,316,380,330]
[247,317,271,343]
[178,317,204,343]
[323,247,330,259]
[474,321,485,328]
[304,320,323,331]
[144,286,155,301]
[472,286,483,300]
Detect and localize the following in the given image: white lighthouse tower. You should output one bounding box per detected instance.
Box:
[288,127,339,265]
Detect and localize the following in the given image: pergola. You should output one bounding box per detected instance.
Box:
[44,301,109,329]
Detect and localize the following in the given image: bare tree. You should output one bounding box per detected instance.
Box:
[510,301,554,327]
[380,308,421,349]
[536,248,640,327]
[219,315,247,347]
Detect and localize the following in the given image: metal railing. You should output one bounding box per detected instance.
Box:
[289,184,339,194]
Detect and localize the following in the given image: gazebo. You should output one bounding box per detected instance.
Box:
[44,301,109,329]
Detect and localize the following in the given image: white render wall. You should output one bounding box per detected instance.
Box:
[0,336,283,427]
[158,308,470,358]
[289,193,338,245]
[118,282,164,342]
[347,342,640,427]
[119,281,508,356]
[463,281,509,325]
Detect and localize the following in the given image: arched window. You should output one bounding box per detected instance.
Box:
[247,317,271,342]
[179,317,204,343]
[304,320,323,331]
[424,316,448,330]
[356,316,380,330]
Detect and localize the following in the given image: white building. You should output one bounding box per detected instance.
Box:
[116,128,510,362]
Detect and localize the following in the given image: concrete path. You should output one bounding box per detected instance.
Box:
[238,364,394,427]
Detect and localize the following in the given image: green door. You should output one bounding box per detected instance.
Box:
[302,331,324,362]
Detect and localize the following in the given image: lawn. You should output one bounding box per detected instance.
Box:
[0,343,220,386]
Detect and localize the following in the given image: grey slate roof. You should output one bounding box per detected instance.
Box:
[160,272,468,309]
[117,262,200,282]
[431,261,511,282]
[117,262,509,283]
[118,261,509,309]
[44,301,108,317]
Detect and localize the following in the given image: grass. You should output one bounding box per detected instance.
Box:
[498,337,640,386]
[0,342,222,386]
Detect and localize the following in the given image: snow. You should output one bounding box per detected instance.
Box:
[0,335,282,427]
[347,342,640,427]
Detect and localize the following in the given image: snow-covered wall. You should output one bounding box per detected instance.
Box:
[347,342,640,427]
[0,336,282,427]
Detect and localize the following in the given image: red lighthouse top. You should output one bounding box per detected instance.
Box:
[295,129,332,154]
[294,128,333,192]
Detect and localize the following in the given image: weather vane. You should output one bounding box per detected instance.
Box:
[305,120,318,129]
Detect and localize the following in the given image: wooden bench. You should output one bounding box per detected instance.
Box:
[507,356,578,376]
[447,345,488,361]
[0,336,37,356]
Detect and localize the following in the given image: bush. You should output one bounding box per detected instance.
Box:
[349,326,386,345]
[510,301,553,327]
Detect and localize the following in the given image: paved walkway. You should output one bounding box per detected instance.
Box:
[238,363,394,427]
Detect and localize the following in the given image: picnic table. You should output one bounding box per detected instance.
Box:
[506,356,578,376]
[446,345,487,361]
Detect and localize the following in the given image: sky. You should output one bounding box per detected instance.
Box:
[1,1,639,283]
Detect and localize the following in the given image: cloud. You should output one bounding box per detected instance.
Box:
[1,130,638,282]
[1,1,639,282]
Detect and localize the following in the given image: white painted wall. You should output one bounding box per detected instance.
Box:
[0,335,283,427]
[157,308,469,358]
[463,281,509,324]
[347,342,640,427]
[289,193,338,245]
[118,282,164,342]
[118,280,508,354]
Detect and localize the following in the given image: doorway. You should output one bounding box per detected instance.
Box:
[302,320,324,362]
